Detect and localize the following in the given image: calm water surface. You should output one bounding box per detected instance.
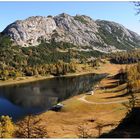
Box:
[0,73,107,121]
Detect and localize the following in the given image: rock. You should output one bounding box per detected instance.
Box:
[3,16,56,47]
[2,13,140,52]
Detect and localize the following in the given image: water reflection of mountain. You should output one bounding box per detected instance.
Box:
[0,73,107,119]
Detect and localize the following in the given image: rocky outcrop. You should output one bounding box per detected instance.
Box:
[53,13,101,46]
[3,16,57,47]
[2,13,140,52]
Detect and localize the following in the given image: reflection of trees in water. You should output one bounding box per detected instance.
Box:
[0,73,107,110]
[0,86,58,109]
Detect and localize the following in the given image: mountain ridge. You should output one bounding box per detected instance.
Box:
[2,13,140,53]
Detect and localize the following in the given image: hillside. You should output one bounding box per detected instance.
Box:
[0,13,140,81]
[2,13,140,53]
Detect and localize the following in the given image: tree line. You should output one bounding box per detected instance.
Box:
[0,34,104,80]
[108,50,140,64]
[0,35,78,79]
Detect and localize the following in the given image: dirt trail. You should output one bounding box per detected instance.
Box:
[78,95,129,104]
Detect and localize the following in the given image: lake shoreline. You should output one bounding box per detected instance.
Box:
[0,70,106,122]
[34,63,128,138]
[0,71,98,87]
[0,61,118,87]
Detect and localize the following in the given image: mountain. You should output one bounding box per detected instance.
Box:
[2,13,140,53]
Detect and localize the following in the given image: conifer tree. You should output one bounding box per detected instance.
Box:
[0,116,15,138]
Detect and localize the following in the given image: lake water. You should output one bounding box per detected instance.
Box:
[0,73,107,121]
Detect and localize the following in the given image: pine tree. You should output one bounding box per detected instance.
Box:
[0,116,15,138]
[16,115,48,138]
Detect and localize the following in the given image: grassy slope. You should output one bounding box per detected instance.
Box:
[17,62,136,138]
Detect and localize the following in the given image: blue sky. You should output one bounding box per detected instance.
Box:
[0,1,140,34]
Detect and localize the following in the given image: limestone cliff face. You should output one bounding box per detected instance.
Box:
[2,13,140,52]
[3,16,57,47]
[53,13,101,46]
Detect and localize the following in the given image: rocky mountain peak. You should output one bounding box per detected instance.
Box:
[58,13,71,17]
[3,16,56,47]
[2,13,140,52]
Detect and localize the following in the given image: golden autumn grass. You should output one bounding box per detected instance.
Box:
[25,61,135,138]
